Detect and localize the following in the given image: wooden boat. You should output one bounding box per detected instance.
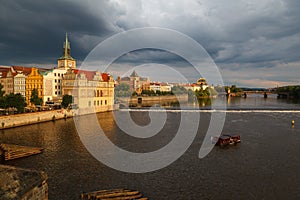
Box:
[223,134,241,143]
[80,188,148,200]
[0,143,43,161]
[211,135,231,146]
[211,134,241,146]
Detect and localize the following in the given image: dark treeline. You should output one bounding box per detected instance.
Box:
[276,85,300,99]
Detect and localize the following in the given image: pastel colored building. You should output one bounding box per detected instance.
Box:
[62,69,114,114]
[12,66,32,97]
[25,68,44,106]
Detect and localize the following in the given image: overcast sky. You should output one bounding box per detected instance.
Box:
[0,0,299,87]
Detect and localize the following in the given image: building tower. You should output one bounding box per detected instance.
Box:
[57,33,76,69]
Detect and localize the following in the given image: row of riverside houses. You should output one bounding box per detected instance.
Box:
[0,34,115,114]
[116,70,173,95]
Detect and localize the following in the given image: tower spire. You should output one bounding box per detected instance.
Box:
[64,32,69,57]
[58,33,76,69]
[59,32,73,60]
[63,32,71,58]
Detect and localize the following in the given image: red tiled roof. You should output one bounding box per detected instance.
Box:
[73,69,95,81]
[72,69,111,82]
[101,73,110,82]
[11,66,32,75]
[0,71,8,78]
[0,67,17,78]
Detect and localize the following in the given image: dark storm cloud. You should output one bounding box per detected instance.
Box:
[0,0,300,87]
[114,49,189,66]
[0,0,117,65]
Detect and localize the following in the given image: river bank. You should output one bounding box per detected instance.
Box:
[0,109,75,130]
[118,94,188,107]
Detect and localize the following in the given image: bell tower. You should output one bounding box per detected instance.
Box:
[57,33,76,69]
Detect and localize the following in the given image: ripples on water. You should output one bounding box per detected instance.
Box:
[1,97,300,199]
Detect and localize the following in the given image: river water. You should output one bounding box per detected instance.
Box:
[1,95,300,199]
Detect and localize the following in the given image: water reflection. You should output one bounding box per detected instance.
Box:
[1,97,300,199]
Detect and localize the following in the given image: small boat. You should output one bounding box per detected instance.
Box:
[223,134,241,143]
[211,134,241,146]
[211,135,231,146]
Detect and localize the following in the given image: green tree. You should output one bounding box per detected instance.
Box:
[114,83,132,98]
[61,94,73,108]
[230,85,243,93]
[206,87,218,96]
[171,86,188,94]
[30,89,43,106]
[5,93,26,113]
[0,83,5,97]
[0,83,5,108]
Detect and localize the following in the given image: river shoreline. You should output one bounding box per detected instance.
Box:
[0,109,75,130]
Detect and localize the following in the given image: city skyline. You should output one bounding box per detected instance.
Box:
[1,0,300,87]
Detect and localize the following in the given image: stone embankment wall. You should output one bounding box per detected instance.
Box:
[0,109,74,130]
[0,165,48,200]
[118,94,188,105]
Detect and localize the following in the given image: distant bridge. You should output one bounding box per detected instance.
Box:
[219,91,290,98]
[243,91,289,98]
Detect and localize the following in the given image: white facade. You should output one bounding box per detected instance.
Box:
[13,73,26,97]
[52,68,66,99]
[149,82,172,93]
[43,71,54,103]
[161,84,172,92]
[149,84,161,93]
[41,68,67,103]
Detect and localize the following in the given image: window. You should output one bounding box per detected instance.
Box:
[97,100,99,106]
[88,101,91,107]
[54,73,56,76]
[105,100,107,105]
[94,101,96,106]
[55,79,57,83]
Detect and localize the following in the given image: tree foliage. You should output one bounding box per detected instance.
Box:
[114,83,132,97]
[5,93,26,113]
[0,84,5,97]
[195,87,218,98]
[277,85,300,99]
[230,85,243,93]
[171,86,188,94]
[0,88,26,113]
[141,89,156,96]
[0,84,5,108]
[61,94,73,108]
[30,89,43,106]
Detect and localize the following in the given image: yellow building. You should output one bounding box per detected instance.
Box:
[57,33,76,69]
[26,68,43,106]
